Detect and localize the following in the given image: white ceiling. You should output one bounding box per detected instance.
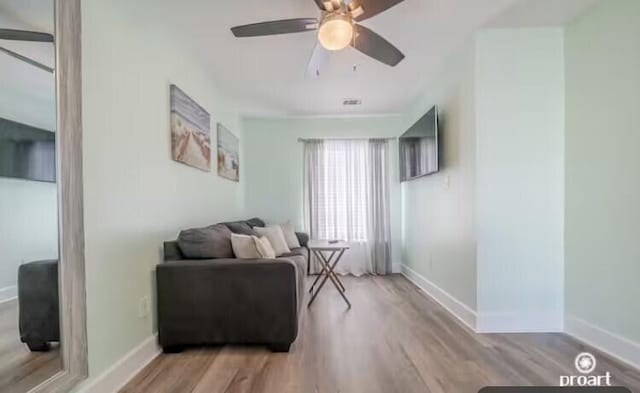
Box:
[120,0,525,116]
[489,0,601,28]
[0,0,55,130]
[130,0,600,117]
[0,0,601,123]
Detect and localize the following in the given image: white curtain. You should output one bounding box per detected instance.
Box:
[367,139,392,274]
[303,139,392,276]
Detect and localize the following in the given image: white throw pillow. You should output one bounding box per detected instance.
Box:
[279,221,301,249]
[230,234,261,259]
[254,236,276,259]
[254,226,290,256]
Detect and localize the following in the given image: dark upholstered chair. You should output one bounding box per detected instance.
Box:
[156,218,309,353]
[18,259,60,351]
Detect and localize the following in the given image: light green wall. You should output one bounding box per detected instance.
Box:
[475,28,565,330]
[565,0,640,342]
[243,116,405,269]
[402,28,566,327]
[0,178,58,295]
[81,0,245,379]
[401,45,478,311]
[75,0,640,383]
[0,78,58,298]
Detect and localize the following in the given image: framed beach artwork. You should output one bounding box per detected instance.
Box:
[217,123,239,182]
[170,84,211,171]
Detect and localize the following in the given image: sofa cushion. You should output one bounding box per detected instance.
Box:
[177,224,233,259]
[163,241,184,261]
[254,226,290,256]
[279,247,307,258]
[246,217,266,228]
[255,236,276,259]
[295,232,309,247]
[280,221,301,249]
[224,221,257,236]
[230,234,261,259]
[277,254,306,272]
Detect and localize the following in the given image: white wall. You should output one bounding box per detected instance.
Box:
[565,0,640,354]
[243,116,405,270]
[0,178,58,301]
[475,28,565,332]
[81,0,245,378]
[401,45,478,312]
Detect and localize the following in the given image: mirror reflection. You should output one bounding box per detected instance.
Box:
[0,0,61,391]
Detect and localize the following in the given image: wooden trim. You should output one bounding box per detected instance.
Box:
[29,0,88,391]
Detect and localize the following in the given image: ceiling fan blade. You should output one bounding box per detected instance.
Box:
[351,0,405,21]
[0,46,54,73]
[231,18,318,37]
[351,24,404,66]
[306,43,331,78]
[0,28,54,42]
[311,0,326,10]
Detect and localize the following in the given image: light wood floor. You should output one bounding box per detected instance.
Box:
[122,276,640,393]
[0,300,61,393]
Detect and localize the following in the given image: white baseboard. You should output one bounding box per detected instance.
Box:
[401,264,477,330]
[0,285,17,304]
[476,311,563,333]
[76,334,160,393]
[565,316,640,371]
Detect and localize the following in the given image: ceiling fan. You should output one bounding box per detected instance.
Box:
[0,28,54,73]
[230,0,405,77]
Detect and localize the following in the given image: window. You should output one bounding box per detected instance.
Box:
[315,139,369,241]
[303,138,392,275]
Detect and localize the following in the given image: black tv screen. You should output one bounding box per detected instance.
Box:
[399,106,439,182]
[0,117,56,183]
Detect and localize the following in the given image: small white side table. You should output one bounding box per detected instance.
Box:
[307,240,351,308]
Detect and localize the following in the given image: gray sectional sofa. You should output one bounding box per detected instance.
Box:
[157,218,309,353]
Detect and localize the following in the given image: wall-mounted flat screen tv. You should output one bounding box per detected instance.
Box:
[399,106,439,182]
[0,118,56,183]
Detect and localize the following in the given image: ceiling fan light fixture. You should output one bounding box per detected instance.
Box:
[317,13,353,51]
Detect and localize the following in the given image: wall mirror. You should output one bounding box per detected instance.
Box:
[0,0,86,392]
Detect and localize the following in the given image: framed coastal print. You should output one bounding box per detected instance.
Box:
[170,85,211,171]
[217,123,239,182]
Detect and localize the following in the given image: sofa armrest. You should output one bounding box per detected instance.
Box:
[163,241,184,261]
[295,232,309,247]
[18,260,60,345]
[156,258,299,348]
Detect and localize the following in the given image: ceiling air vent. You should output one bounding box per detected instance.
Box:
[343,98,362,106]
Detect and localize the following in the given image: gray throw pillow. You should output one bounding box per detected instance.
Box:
[246,217,266,228]
[177,224,234,259]
[224,221,256,236]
